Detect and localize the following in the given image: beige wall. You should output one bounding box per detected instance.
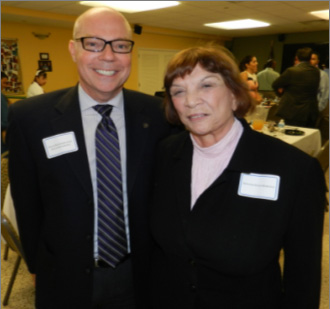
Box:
[129,26,226,91]
[2,15,225,98]
[2,21,78,96]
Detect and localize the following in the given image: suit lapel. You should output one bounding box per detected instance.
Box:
[123,89,151,196]
[171,133,193,218]
[51,86,93,199]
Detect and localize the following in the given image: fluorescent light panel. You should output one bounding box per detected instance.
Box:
[205,19,270,30]
[80,1,180,13]
[310,10,329,20]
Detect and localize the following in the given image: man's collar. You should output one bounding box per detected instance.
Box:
[78,84,124,112]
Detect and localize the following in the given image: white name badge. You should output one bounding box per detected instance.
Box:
[238,173,280,201]
[42,132,78,159]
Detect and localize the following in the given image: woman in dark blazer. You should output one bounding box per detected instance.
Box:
[150,46,326,309]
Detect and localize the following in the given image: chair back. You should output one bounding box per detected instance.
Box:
[1,151,9,210]
[1,213,26,261]
[316,140,329,173]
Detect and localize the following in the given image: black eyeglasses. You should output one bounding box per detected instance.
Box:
[75,37,135,54]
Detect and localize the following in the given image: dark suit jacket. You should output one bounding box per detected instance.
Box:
[272,62,320,127]
[150,119,325,309]
[8,86,174,308]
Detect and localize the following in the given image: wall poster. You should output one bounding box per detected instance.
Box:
[1,38,24,95]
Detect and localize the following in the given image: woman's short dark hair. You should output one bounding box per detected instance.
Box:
[239,55,255,72]
[164,46,254,125]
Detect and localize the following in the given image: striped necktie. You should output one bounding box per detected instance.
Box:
[93,104,127,268]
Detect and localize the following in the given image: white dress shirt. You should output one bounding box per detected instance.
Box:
[26,81,44,98]
[257,68,280,91]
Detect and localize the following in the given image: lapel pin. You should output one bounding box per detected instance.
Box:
[143,123,149,129]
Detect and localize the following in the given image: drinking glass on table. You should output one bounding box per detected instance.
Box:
[250,106,269,130]
[252,119,265,130]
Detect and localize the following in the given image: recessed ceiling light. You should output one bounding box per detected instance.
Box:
[310,10,329,20]
[79,1,180,13]
[205,19,270,30]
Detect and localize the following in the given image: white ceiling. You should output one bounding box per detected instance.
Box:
[1,1,329,38]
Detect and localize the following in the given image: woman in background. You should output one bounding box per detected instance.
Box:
[150,46,325,308]
[239,55,262,103]
[26,70,47,98]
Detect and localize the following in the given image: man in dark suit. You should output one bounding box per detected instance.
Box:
[272,47,320,128]
[8,7,174,309]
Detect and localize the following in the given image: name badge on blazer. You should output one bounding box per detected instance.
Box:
[42,132,78,159]
[238,173,280,201]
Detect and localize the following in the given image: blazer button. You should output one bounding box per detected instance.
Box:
[85,268,91,275]
[189,259,195,266]
[190,284,197,292]
[86,234,92,241]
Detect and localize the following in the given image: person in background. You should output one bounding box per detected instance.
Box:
[293,55,300,66]
[322,57,329,76]
[26,69,47,98]
[239,55,262,103]
[272,47,320,128]
[1,72,9,153]
[257,59,280,91]
[8,7,175,309]
[150,45,326,308]
[310,51,329,113]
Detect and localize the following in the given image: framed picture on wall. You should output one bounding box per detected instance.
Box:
[1,38,24,95]
[39,53,49,60]
[38,60,52,72]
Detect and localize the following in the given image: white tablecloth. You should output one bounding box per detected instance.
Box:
[261,125,322,157]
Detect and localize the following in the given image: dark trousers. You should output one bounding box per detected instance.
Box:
[92,257,135,309]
